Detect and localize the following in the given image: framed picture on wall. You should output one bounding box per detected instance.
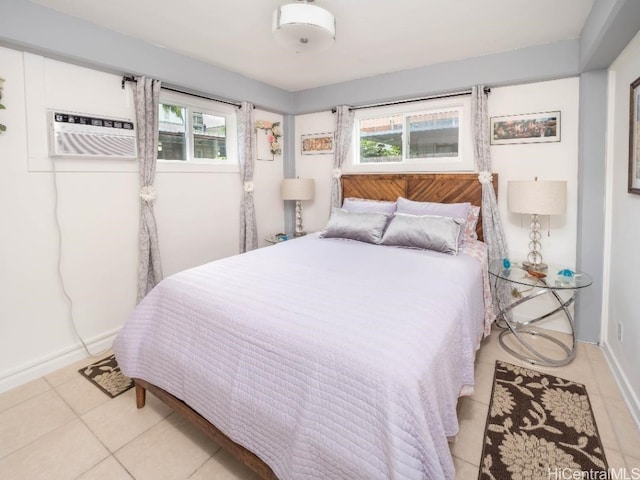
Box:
[629,76,640,194]
[490,111,561,145]
[301,132,334,155]
[255,120,282,161]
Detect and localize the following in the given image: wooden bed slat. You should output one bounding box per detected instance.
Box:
[341,176,406,201]
[341,173,498,241]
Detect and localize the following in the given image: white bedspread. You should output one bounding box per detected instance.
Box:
[114,235,487,480]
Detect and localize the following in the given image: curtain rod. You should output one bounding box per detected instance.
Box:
[331,87,491,113]
[121,75,243,108]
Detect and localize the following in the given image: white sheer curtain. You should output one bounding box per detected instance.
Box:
[471,85,508,262]
[238,101,258,252]
[472,85,510,310]
[134,76,163,302]
[330,105,355,208]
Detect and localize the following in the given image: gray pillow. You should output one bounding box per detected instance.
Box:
[379,213,463,255]
[322,208,391,244]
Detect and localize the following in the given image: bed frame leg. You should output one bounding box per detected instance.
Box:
[135,383,146,408]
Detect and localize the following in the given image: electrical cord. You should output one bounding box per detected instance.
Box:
[50,158,110,358]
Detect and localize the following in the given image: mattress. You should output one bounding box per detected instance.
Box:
[113,234,489,479]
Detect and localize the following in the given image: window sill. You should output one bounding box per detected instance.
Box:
[345,159,474,174]
[156,160,240,174]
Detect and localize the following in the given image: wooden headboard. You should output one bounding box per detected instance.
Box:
[341,173,498,242]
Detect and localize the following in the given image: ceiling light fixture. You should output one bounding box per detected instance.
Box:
[272,0,335,53]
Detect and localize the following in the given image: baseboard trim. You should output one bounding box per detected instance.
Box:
[602,343,640,431]
[0,328,121,394]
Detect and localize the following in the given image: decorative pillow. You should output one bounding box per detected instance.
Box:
[462,205,481,242]
[396,197,470,221]
[342,197,397,215]
[379,213,463,255]
[322,208,391,244]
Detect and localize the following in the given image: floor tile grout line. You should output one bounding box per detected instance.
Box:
[186,450,220,479]
[113,410,219,480]
[70,454,138,480]
[111,411,178,457]
[583,353,638,455]
[67,373,169,479]
[0,379,53,415]
[50,382,115,477]
[451,453,480,469]
[585,357,626,450]
[0,385,81,462]
[114,454,138,480]
[0,414,78,463]
[70,453,112,480]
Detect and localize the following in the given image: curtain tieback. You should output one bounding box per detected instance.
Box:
[478,171,493,185]
[332,168,342,179]
[139,185,156,203]
[243,181,254,193]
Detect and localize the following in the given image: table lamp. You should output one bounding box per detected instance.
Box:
[508,178,567,271]
[281,178,315,237]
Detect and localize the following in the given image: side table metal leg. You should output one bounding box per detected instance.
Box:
[494,281,578,367]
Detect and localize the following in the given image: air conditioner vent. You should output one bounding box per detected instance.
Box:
[48,111,137,159]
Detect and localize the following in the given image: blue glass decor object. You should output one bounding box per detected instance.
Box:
[558,269,574,277]
[502,258,511,269]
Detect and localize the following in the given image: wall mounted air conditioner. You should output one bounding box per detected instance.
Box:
[48,111,137,159]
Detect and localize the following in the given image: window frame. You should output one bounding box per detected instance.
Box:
[156,91,238,173]
[348,97,474,173]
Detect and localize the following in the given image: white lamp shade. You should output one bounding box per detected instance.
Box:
[281,178,315,201]
[508,180,567,215]
[272,3,335,52]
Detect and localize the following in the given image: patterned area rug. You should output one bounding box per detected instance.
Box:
[479,361,608,479]
[78,354,134,398]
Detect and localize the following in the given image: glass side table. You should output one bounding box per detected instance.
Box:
[488,260,593,367]
[265,233,290,245]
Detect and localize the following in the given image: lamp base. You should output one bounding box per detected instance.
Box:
[523,261,548,272]
[294,200,306,237]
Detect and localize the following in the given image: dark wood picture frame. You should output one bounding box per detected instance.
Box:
[629,76,640,194]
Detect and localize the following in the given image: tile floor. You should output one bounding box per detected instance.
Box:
[1,330,639,479]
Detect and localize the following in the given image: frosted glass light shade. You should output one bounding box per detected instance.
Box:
[272,3,335,52]
[281,178,315,200]
[508,180,567,215]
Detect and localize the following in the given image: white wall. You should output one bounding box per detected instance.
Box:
[603,30,640,422]
[295,111,335,232]
[489,79,580,331]
[0,46,284,393]
[296,78,580,331]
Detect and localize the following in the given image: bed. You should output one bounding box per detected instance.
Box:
[113,172,497,480]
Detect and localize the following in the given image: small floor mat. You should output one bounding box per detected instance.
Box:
[78,354,134,398]
[479,360,608,479]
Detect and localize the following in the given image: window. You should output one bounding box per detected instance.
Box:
[352,98,473,172]
[157,91,237,167]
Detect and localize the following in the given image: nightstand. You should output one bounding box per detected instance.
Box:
[488,260,592,367]
[265,233,290,244]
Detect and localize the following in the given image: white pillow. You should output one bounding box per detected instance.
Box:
[396,197,469,220]
[342,197,397,215]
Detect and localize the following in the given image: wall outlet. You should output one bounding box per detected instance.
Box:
[617,322,623,343]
